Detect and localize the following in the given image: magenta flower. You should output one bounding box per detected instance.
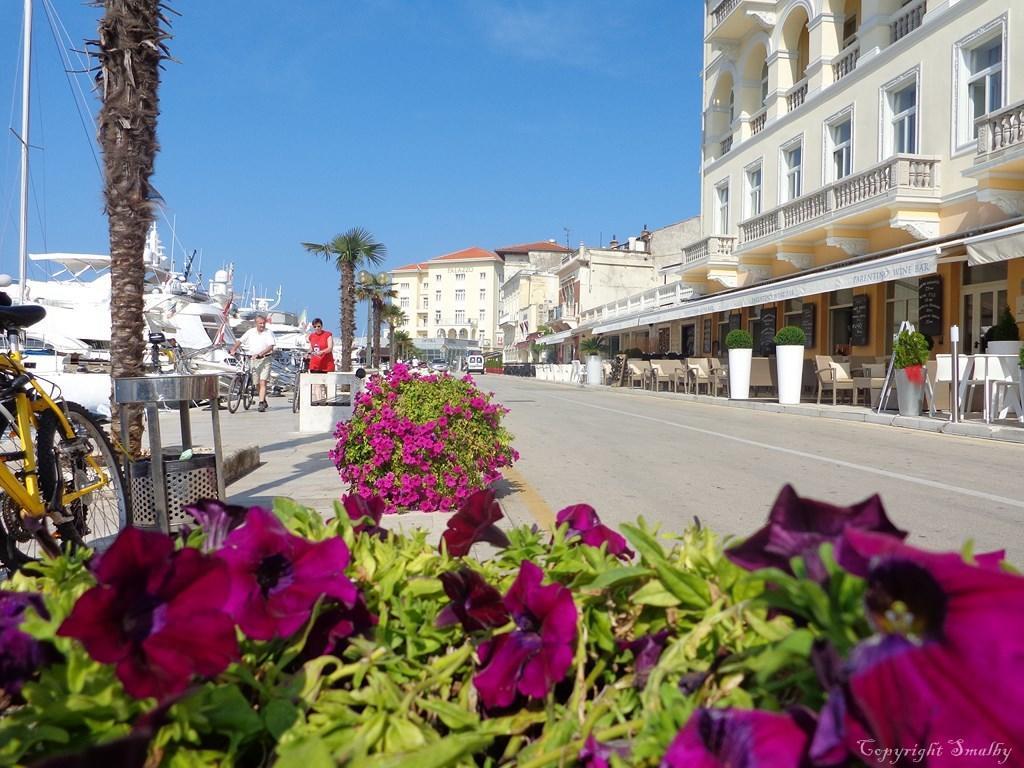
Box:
[579,735,627,768]
[1,591,53,695]
[436,568,510,633]
[473,561,577,710]
[58,527,238,700]
[183,498,249,552]
[218,508,358,640]
[662,708,811,768]
[618,629,671,688]
[441,489,510,557]
[556,504,633,560]
[726,484,906,581]
[812,529,1024,765]
[297,593,377,663]
[342,493,388,538]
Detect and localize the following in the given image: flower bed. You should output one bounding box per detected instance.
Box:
[330,364,519,513]
[1,486,1021,767]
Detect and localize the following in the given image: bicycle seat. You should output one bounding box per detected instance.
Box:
[0,304,46,329]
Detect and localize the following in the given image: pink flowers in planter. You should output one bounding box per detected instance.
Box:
[330,364,519,513]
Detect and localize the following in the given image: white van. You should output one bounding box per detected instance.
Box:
[465,354,485,374]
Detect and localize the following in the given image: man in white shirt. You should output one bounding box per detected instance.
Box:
[230,314,276,411]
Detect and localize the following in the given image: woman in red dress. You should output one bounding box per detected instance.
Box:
[307,319,335,372]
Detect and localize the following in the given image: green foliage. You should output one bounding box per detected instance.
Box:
[725,329,752,350]
[991,306,1021,342]
[1019,345,1024,368]
[893,330,930,369]
[580,337,607,356]
[624,347,644,358]
[772,326,805,347]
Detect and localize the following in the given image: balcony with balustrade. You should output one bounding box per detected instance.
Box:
[736,155,941,254]
[969,99,1024,178]
[706,0,776,43]
[672,235,739,278]
[831,44,859,83]
[891,0,927,44]
[579,281,697,326]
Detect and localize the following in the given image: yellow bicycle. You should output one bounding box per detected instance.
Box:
[0,296,127,571]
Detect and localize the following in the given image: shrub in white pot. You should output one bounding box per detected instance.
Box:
[579,336,606,386]
[726,329,753,400]
[893,329,930,417]
[773,325,806,405]
[985,306,1021,356]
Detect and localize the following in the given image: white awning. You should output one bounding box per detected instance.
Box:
[592,316,641,334]
[965,223,1024,265]
[636,246,939,326]
[537,330,571,345]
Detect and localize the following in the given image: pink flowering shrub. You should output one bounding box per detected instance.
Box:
[330,364,519,512]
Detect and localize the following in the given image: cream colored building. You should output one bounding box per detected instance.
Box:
[499,269,559,362]
[551,0,1024,361]
[390,247,503,351]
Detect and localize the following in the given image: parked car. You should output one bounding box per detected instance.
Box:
[430,361,449,373]
[465,354,485,374]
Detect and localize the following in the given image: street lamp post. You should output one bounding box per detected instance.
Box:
[358,269,371,367]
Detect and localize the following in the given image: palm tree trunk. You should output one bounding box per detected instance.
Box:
[95,0,167,456]
[371,300,382,367]
[341,261,356,371]
[389,323,397,364]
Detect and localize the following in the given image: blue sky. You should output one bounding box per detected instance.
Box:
[0,1,703,332]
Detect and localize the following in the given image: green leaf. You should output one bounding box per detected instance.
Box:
[202,685,262,742]
[418,699,479,731]
[631,579,681,607]
[358,732,496,768]
[264,698,300,739]
[621,524,711,609]
[275,736,335,768]
[586,566,654,591]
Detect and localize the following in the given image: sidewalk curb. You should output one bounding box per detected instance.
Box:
[224,445,260,486]
[529,377,1024,445]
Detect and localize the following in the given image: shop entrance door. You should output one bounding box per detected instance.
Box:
[961,282,1007,353]
[681,325,696,356]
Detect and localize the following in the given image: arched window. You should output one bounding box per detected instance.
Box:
[729,89,735,124]
[760,61,769,105]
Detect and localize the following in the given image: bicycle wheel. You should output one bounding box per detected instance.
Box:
[227,373,244,413]
[242,375,254,410]
[34,403,128,554]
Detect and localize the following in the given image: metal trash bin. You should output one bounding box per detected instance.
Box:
[113,374,226,533]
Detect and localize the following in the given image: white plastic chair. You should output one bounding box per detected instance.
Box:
[985,355,1022,423]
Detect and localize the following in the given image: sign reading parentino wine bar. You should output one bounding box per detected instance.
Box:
[637,249,938,325]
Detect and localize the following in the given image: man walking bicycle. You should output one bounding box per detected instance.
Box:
[230,314,276,412]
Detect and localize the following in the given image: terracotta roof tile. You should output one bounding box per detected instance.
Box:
[431,247,500,262]
[392,262,429,272]
[495,241,571,254]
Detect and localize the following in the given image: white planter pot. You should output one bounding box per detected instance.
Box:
[586,355,603,386]
[775,345,804,405]
[986,341,1021,356]
[728,348,752,400]
[895,366,925,417]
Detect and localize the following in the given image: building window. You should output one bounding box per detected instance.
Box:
[883,72,918,156]
[829,289,854,356]
[434,310,441,322]
[399,297,409,309]
[456,273,466,282]
[842,10,858,49]
[745,163,762,218]
[455,310,465,324]
[717,313,732,356]
[828,116,853,180]
[784,298,803,328]
[435,274,441,282]
[435,290,441,303]
[479,288,486,300]
[480,271,487,280]
[885,279,919,353]
[715,181,730,233]
[422,296,428,309]
[782,141,802,202]
[760,60,769,107]
[728,89,735,125]
[955,27,1004,146]
[479,309,486,321]
[455,289,465,302]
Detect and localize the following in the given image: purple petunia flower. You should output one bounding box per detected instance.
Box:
[436,568,510,633]
[579,735,627,768]
[473,561,577,710]
[618,630,671,688]
[58,527,238,700]
[183,499,249,552]
[441,489,510,557]
[811,529,1024,766]
[556,505,633,560]
[218,508,358,641]
[726,484,906,582]
[661,708,811,768]
[297,593,377,663]
[0,591,52,695]
[342,493,388,538]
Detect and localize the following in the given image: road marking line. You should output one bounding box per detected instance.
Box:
[548,395,1024,510]
[503,465,556,528]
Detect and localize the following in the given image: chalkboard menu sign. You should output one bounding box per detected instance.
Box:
[852,294,870,346]
[703,317,712,353]
[918,275,943,337]
[759,307,778,355]
[729,314,741,331]
[801,303,816,348]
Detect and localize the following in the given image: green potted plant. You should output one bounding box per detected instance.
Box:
[773,325,806,405]
[985,306,1021,355]
[893,329,930,417]
[579,336,607,387]
[726,329,753,400]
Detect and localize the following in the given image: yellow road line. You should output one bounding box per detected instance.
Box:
[503,465,556,529]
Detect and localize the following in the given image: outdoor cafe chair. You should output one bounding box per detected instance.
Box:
[689,358,713,396]
[815,355,858,406]
[651,360,684,392]
[627,359,651,389]
[982,354,1022,424]
[709,358,728,397]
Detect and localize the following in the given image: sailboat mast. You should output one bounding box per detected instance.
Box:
[18,0,33,303]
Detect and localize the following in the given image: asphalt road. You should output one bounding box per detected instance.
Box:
[481,374,1024,563]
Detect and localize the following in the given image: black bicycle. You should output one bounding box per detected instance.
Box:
[227,355,256,414]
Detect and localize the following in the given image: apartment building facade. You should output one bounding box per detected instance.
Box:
[390,247,503,352]
[548,0,1024,361]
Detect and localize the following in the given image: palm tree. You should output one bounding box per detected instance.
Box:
[380,304,408,364]
[355,272,397,368]
[391,330,412,360]
[302,228,387,371]
[91,0,171,455]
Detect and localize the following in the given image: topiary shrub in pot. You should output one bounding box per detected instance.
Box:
[726,329,754,400]
[893,329,930,417]
[579,336,607,386]
[773,326,806,405]
[985,306,1021,355]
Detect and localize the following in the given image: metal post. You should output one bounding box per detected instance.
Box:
[146,403,169,533]
[951,324,961,423]
[211,397,226,500]
[18,0,32,304]
[178,401,192,451]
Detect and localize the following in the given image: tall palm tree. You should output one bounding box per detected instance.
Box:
[380,304,408,363]
[391,329,412,361]
[302,228,386,371]
[91,0,171,455]
[356,273,397,367]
